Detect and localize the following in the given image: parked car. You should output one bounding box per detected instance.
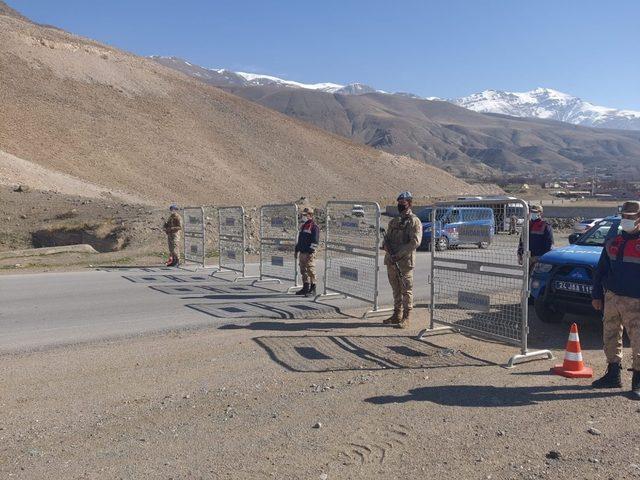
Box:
[455,196,525,233]
[573,218,603,234]
[530,215,620,323]
[417,207,495,251]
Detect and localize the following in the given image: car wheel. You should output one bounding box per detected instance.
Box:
[435,237,449,252]
[478,242,489,249]
[534,297,564,324]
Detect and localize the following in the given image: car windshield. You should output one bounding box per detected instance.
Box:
[417,208,448,222]
[576,219,620,246]
[506,205,524,217]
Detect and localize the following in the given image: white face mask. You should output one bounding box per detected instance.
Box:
[301,215,309,222]
[531,213,540,221]
[620,218,638,233]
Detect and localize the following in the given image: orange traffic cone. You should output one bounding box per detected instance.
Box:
[551,323,593,378]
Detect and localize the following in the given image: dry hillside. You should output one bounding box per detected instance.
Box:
[0,3,479,206]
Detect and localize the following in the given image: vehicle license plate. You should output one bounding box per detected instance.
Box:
[553,281,592,294]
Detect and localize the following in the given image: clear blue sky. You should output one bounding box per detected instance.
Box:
[11,0,640,109]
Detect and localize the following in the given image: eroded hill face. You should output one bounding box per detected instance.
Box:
[0,8,478,206]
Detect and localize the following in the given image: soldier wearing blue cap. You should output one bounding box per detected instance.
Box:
[164,205,183,267]
[382,191,423,328]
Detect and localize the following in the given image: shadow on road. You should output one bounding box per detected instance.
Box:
[189,301,344,320]
[365,384,620,407]
[95,265,175,272]
[253,335,494,372]
[221,320,375,331]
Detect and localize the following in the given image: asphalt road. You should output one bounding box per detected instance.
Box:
[2,230,565,355]
[0,253,435,353]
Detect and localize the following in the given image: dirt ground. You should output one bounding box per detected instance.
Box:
[0,186,220,273]
[1,309,639,480]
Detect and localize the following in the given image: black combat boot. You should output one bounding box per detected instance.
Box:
[305,284,317,297]
[396,309,412,329]
[383,310,402,325]
[295,283,309,296]
[632,371,640,400]
[592,363,623,389]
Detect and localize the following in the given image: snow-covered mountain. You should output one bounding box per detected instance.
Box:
[150,56,379,95]
[452,88,640,130]
[151,57,640,131]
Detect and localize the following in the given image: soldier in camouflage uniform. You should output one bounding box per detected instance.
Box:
[164,205,183,267]
[383,191,423,328]
[592,201,640,399]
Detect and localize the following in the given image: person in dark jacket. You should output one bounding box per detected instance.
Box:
[518,204,553,272]
[295,207,320,296]
[591,200,640,399]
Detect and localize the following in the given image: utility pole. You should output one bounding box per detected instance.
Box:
[591,166,596,197]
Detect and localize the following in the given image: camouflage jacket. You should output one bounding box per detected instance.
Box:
[383,211,422,266]
[164,212,183,235]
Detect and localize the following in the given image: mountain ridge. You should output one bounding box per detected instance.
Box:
[150,56,381,96]
[150,57,640,178]
[152,57,640,132]
[453,88,640,131]
[222,85,640,178]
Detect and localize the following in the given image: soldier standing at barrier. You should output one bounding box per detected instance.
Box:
[383,191,422,328]
[164,205,183,267]
[295,207,320,297]
[591,201,640,399]
[517,204,553,272]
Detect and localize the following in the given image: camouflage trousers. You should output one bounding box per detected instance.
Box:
[386,262,415,313]
[603,291,640,371]
[167,233,180,261]
[299,252,316,284]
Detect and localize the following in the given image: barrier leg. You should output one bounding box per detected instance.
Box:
[362,306,394,319]
[417,326,458,340]
[506,349,553,368]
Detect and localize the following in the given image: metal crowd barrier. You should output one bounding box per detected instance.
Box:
[257,203,300,288]
[418,198,552,367]
[217,206,250,278]
[182,206,206,269]
[321,201,386,316]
